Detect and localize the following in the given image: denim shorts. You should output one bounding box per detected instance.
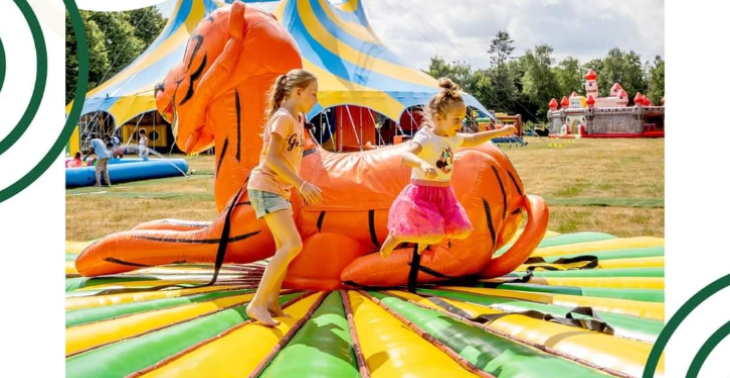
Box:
[249,189,292,219]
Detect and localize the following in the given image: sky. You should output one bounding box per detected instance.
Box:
[156,0,664,70]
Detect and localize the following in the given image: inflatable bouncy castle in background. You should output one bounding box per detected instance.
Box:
[547,69,665,138]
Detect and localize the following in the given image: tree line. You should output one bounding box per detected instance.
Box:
[65,12,664,126]
[65,7,167,104]
[426,31,664,123]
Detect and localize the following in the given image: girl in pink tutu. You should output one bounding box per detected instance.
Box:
[380,78,517,258]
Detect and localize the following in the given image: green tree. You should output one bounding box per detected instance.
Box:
[594,48,647,99]
[66,12,110,103]
[622,51,648,99]
[555,56,584,96]
[488,31,517,105]
[646,55,665,104]
[65,7,166,103]
[471,70,501,113]
[128,7,168,45]
[425,56,452,79]
[522,45,562,118]
[85,11,145,80]
[426,57,479,98]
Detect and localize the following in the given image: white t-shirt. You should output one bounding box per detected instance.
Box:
[410,127,464,182]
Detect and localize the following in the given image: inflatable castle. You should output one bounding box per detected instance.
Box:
[547,69,665,138]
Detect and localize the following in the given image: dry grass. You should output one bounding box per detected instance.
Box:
[66,138,664,241]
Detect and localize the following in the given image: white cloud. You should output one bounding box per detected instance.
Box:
[363,0,664,69]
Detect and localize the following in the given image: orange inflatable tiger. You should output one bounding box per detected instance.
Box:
[75,2,549,290]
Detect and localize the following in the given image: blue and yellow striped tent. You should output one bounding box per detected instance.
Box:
[270,0,490,121]
[67,0,493,153]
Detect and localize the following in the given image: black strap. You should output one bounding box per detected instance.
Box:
[204,185,243,287]
[344,244,460,292]
[92,185,246,296]
[523,255,599,273]
[480,273,533,287]
[368,210,380,248]
[407,244,420,293]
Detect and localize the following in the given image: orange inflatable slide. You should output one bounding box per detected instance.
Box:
[75,3,549,290]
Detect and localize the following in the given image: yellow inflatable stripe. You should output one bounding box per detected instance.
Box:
[139,293,323,378]
[74,280,208,292]
[533,237,664,258]
[598,256,664,269]
[298,0,438,89]
[551,294,664,321]
[66,241,94,254]
[66,286,231,311]
[348,291,478,378]
[539,277,664,290]
[544,230,561,238]
[436,286,664,321]
[66,262,79,275]
[66,293,255,356]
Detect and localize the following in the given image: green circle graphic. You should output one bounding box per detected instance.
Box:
[0,0,87,203]
[686,319,730,377]
[0,36,6,94]
[643,273,730,377]
[0,0,47,156]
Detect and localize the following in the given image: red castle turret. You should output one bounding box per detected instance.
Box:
[560,96,570,108]
[549,98,558,110]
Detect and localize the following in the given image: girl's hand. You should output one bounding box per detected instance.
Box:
[504,125,517,135]
[300,182,322,205]
[420,162,438,179]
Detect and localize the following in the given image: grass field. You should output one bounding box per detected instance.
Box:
[66,137,664,241]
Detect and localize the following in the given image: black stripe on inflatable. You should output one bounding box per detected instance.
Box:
[105,258,151,268]
[368,210,380,248]
[511,208,523,216]
[180,54,207,106]
[235,90,241,162]
[491,165,507,220]
[482,198,496,247]
[303,148,317,157]
[507,170,524,197]
[317,212,326,232]
[132,230,259,245]
[185,35,203,71]
[217,137,228,176]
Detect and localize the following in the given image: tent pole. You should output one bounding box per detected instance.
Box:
[153,111,156,149]
[359,107,363,149]
[368,110,384,146]
[407,108,419,136]
[344,105,361,151]
[324,109,334,148]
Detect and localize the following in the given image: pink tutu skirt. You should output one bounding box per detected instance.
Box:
[387,181,473,242]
